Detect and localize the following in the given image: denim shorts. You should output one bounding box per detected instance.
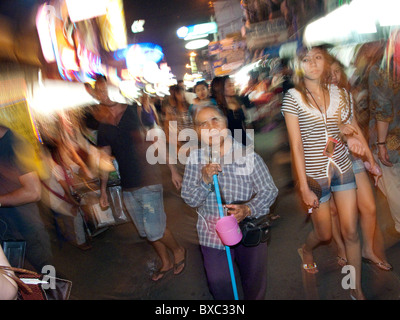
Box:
[315,164,357,203]
[123,184,166,241]
[351,156,366,175]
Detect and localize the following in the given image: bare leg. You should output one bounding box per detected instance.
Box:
[151,228,186,279]
[355,172,389,266]
[333,189,365,300]
[330,198,347,266]
[302,201,332,273]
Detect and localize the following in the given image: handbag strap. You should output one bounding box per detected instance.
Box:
[41,181,75,205]
[0,266,41,294]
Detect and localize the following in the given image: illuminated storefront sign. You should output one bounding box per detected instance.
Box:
[36,2,104,82]
[177,22,217,41]
[185,39,210,50]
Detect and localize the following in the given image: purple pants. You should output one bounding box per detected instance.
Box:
[200,242,268,300]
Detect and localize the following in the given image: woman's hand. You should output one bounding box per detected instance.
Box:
[171,170,183,190]
[224,204,251,223]
[346,136,365,157]
[201,163,222,184]
[339,123,358,136]
[364,161,382,186]
[377,144,393,167]
[301,187,319,212]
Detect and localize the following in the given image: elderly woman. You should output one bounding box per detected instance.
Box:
[181,105,278,300]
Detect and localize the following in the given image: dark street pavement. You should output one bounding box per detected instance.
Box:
[46,124,400,300]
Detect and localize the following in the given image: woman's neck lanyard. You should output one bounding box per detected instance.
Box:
[306,87,328,132]
[306,87,338,158]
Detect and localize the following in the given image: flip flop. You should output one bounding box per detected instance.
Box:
[173,249,187,276]
[152,267,173,281]
[298,247,318,274]
[362,257,393,271]
[337,256,348,267]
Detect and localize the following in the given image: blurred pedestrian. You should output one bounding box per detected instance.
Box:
[163,84,196,175]
[329,57,392,271]
[368,30,400,241]
[281,46,365,299]
[0,125,53,273]
[0,244,18,300]
[189,80,217,117]
[211,76,250,145]
[138,90,160,130]
[89,75,186,281]
[181,105,278,299]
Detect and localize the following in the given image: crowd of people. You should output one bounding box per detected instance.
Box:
[0,30,400,300]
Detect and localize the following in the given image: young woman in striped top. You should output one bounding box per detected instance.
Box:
[281,46,365,300]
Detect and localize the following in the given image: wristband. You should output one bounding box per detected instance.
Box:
[377,141,386,145]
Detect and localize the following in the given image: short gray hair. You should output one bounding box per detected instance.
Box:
[192,105,227,126]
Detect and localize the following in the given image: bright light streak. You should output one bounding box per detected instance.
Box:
[131,20,145,33]
[36,4,56,63]
[28,80,97,115]
[185,39,210,50]
[66,0,108,22]
[177,26,189,38]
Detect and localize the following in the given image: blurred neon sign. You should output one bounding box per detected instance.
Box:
[115,43,164,63]
[177,22,217,41]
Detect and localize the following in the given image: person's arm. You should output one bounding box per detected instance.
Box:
[227,153,278,222]
[369,65,393,167]
[0,245,18,300]
[99,146,112,207]
[0,171,41,207]
[181,154,216,208]
[151,104,160,125]
[284,113,319,209]
[376,120,392,167]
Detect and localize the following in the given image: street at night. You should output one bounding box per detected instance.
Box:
[0,0,400,310]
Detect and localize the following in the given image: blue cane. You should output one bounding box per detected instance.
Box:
[213,174,239,300]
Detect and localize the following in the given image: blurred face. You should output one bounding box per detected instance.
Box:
[300,48,326,81]
[140,92,149,105]
[195,84,209,100]
[94,78,113,105]
[195,107,228,146]
[330,62,341,85]
[224,78,236,97]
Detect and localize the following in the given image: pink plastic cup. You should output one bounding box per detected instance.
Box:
[215,215,242,246]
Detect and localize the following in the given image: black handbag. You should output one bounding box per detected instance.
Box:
[239,214,271,247]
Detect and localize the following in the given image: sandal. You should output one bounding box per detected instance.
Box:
[337,256,348,267]
[362,257,393,271]
[152,267,173,281]
[298,247,318,274]
[173,249,187,276]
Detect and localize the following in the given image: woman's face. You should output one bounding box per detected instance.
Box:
[195,107,228,147]
[140,92,149,105]
[300,48,326,81]
[195,84,209,100]
[224,78,236,97]
[330,62,341,86]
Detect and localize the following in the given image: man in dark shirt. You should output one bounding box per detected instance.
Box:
[0,125,53,272]
[87,76,186,281]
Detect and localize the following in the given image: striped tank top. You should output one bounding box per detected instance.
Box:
[281,85,352,179]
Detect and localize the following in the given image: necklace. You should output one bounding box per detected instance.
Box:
[306,87,326,113]
[306,87,329,135]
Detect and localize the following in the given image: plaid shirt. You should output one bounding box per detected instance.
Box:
[181,138,278,250]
